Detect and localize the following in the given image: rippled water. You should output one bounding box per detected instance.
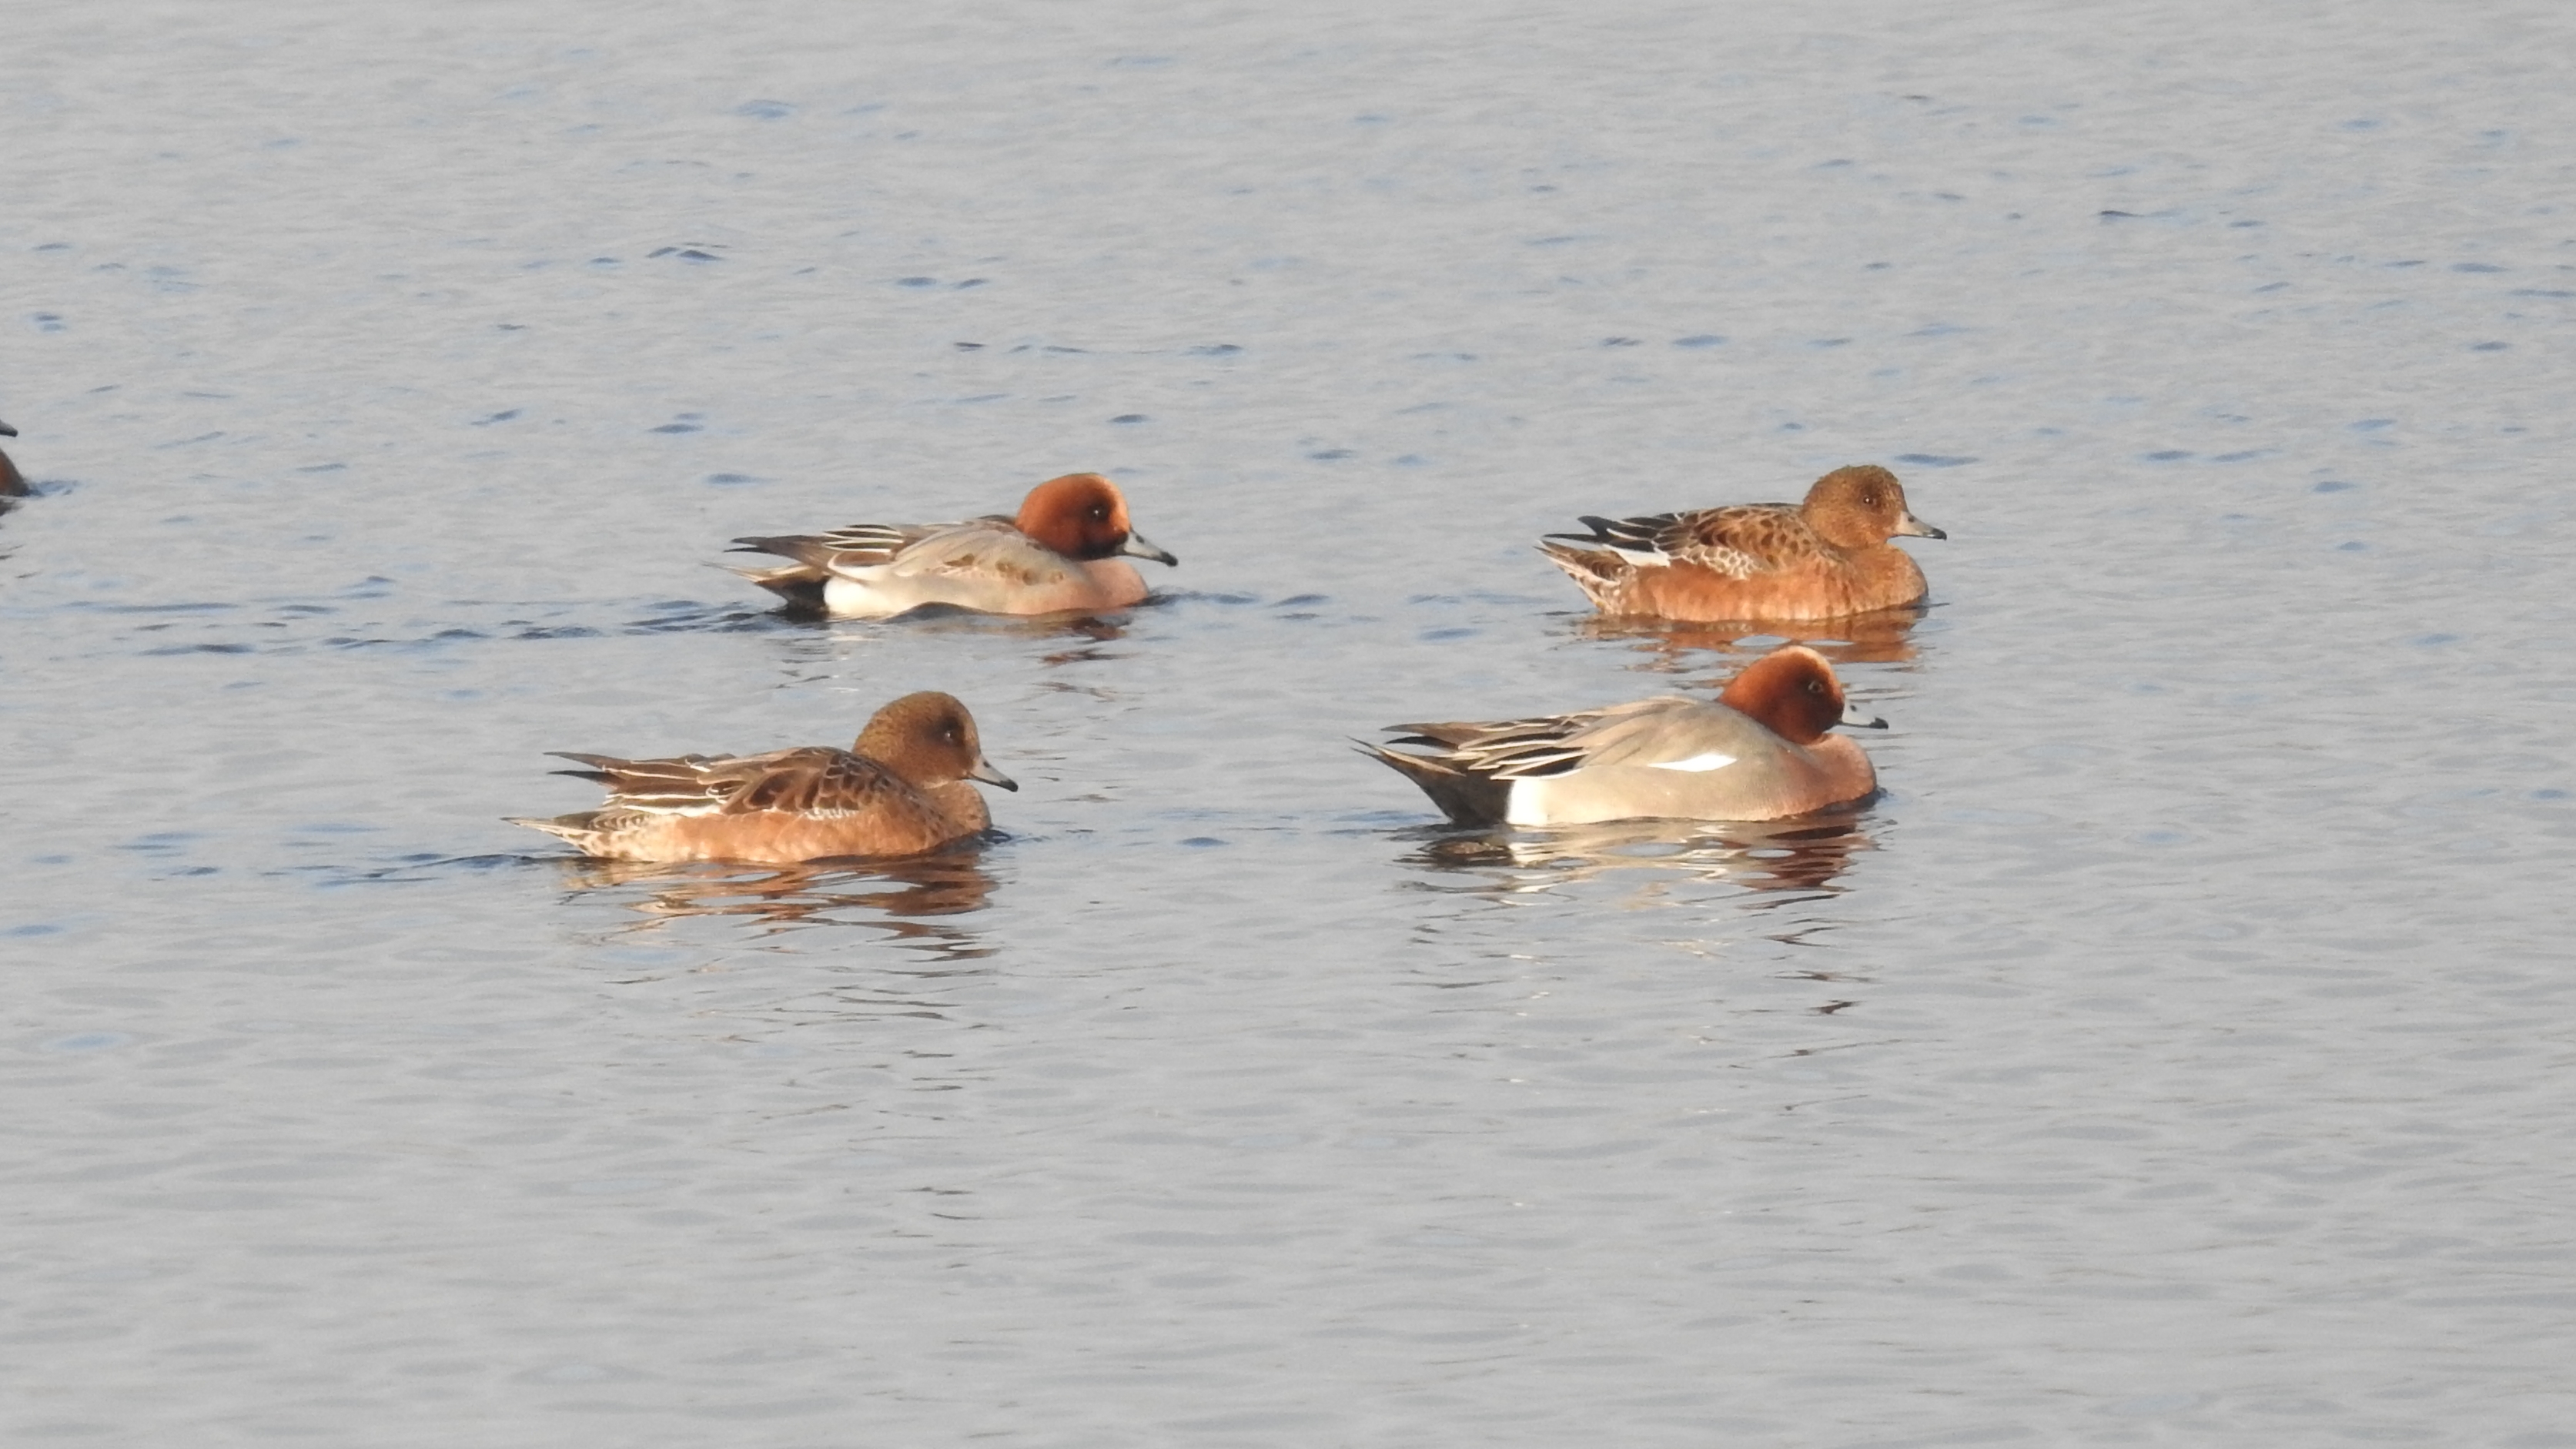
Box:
[8,2,2576,1443]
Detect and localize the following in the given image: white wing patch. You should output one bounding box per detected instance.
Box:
[1600,540,1672,565]
[1648,751,1738,773]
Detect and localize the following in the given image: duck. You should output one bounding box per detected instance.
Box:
[728,472,1178,617]
[1363,645,1884,826]
[509,691,1015,862]
[0,418,24,498]
[1539,463,1943,621]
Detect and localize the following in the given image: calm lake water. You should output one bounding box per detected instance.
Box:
[8,2,2575,1444]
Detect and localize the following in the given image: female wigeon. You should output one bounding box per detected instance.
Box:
[509,691,1015,862]
[1540,464,1943,621]
[728,472,1179,617]
[0,419,24,498]
[1363,645,1884,826]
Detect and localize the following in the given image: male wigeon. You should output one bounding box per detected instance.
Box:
[728,472,1179,617]
[509,691,1015,862]
[1363,645,1884,826]
[1540,464,1943,621]
[0,418,24,497]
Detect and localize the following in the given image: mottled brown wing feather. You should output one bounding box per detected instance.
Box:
[548,746,897,817]
[674,742,875,815]
[1666,504,1822,577]
[717,748,911,817]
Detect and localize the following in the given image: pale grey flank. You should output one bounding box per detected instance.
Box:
[5,2,2574,1445]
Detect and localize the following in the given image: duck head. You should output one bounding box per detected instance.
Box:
[855,691,1017,790]
[1718,644,1885,743]
[1801,464,1944,550]
[1015,472,1179,566]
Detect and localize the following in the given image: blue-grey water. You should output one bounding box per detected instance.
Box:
[7,2,2575,1444]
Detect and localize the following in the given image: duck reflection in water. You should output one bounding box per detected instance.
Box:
[1573,604,1924,674]
[784,601,1142,667]
[1402,809,1872,898]
[547,848,999,943]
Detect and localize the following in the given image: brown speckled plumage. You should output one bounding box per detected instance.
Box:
[1541,464,1944,622]
[510,692,1015,862]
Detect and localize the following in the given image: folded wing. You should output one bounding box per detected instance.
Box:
[1545,504,1818,581]
[551,746,907,818]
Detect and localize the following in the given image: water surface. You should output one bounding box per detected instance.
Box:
[6,2,2574,1444]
